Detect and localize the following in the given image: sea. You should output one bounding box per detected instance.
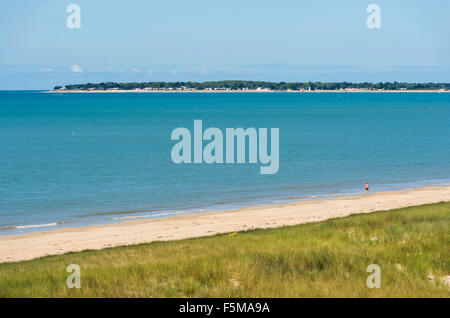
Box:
[1,91,449,234]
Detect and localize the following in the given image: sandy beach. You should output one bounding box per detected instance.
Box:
[0,186,449,264]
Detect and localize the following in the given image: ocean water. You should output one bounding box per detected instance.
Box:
[1,91,449,234]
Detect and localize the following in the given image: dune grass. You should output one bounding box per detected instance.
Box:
[0,202,449,297]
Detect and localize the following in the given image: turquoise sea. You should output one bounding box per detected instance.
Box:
[1,91,449,234]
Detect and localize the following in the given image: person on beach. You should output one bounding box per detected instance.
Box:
[365,182,369,194]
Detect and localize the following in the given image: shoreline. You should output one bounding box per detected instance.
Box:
[2,180,447,235]
[1,186,449,264]
[46,89,450,93]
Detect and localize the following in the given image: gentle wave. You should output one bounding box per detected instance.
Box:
[72,205,203,218]
[0,222,68,231]
[110,209,206,221]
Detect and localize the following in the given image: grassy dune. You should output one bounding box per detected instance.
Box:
[0,202,449,297]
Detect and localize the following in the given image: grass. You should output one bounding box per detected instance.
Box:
[0,202,449,297]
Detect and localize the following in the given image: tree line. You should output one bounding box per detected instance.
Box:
[54,81,450,91]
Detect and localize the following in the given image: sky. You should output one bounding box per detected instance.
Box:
[0,0,449,89]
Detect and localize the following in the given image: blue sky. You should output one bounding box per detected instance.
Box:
[0,0,449,89]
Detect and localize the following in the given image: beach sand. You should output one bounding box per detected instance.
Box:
[0,186,449,263]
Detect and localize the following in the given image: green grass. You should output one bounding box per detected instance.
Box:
[0,202,449,297]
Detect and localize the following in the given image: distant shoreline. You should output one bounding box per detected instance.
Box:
[51,80,450,93]
[47,89,450,93]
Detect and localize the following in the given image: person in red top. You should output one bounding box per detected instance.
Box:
[365,182,369,194]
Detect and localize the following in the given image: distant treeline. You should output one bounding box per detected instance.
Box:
[55,81,450,91]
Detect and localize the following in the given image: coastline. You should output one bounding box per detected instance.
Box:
[1,186,448,264]
[46,89,450,93]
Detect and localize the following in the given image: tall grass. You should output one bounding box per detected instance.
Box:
[0,202,448,297]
